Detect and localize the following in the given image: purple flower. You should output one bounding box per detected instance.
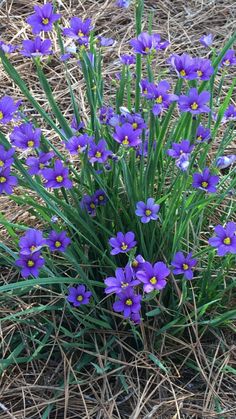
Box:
[104,266,140,295]
[88,139,112,164]
[93,189,108,206]
[98,36,115,47]
[192,168,219,193]
[0,168,18,194]
[221,50,236,67]
[63,17,92,46]
[209,222,236,256]
[194,58,214,80]
[21,36,52,57]
[67,284,92,307]
[130,312,141,324]
[47,230,71,252]
[19,228,46,255]
[0,96,20,124]
[120,54,136,65]
[140,79,154,97]
[81,194,97,216]
[26,3,61,34]
[167,140,194,159]
[26,151,54,175]
[60,53,72,62]
[130,32,155,55]
[224,104,236,121]
[152,33,170,50]
[16,251,45,278]
[0,146,15,172]
[116,0,131,7]
[71,116,85,133]
[176,153,190,172]
[171,252,197,280]
[109,231,137,255]
[146,80,178,116]
[135,198,160,223]
[200,34,213,48]
[66,134,92,155]
[196,125,211,143]
[10,122,41,149]
[99,106,114,125]
[216,155,236,169]
[0,40,17,54]
[129,254,146,272]
[41,160,72,189]
[136,261,170,293]
[120,112,146,130]
[178,88,210,114]
[169,53,197,80]
[113,123,141,147]
[113,289,142,318]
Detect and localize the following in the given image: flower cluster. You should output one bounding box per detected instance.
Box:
[16,228,71,278]
[81,189,107,216]
[0,2,235,331]
[0,145,17,195]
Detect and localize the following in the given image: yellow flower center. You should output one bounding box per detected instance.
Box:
[0,111,3,120]
[77,145,81,152]
[121,242,128,251]
[180,69,186,76]
[143,89,148,94]
[150,276,157,285]
[39,163,44,170]
[132,122,138,129]
[224,59,230,65]
[0,176,6,183]
[191,102,199,110]
[132,259,138,268]
[121,282,129,288]
[223,237,231,245]
[182,263,189,271]
[90,203,95,209]
[27,140,34,147]
[122,136,129,145]
[55,241,62,248]
[155,95,163,103]
[145,209,152,216]
[125,298,133,306]
[95,151,102,158]
[145,47,150,53]
[56,175,63,183]
[42,18,49,25]
[0,160,4,167]
[78,30,84,37]
[201,181,208,188]
[30,245,36,251]
[98,195,104,201]
[197,70,203,77]
[197,135,202,141]
[27,260,34,267]
[77,295,83,301]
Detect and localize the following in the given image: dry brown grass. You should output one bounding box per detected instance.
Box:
[0,0,236,418]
